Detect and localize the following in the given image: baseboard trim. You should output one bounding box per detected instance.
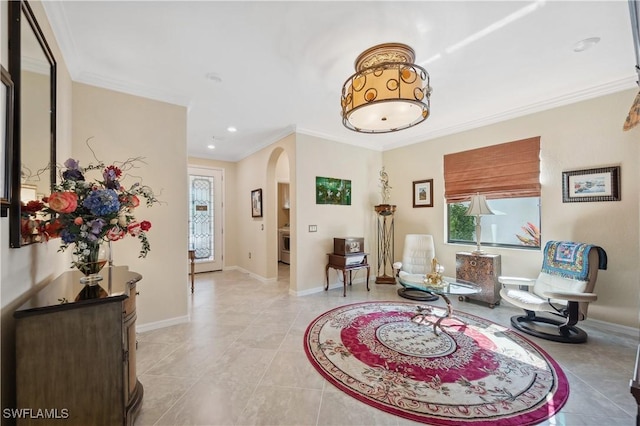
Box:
[584,318,639,337]
[292,278,371,297]
[137,315,190,333]
[233,267,276,283]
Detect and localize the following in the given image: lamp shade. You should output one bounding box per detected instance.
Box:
[341,43,431,133]
[465,194,495,216]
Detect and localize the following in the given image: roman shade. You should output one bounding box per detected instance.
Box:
[444,137,540,203]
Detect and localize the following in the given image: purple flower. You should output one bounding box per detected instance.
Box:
[64,158,80,170]
[60,229,76,244]
[88,218,106,236]
[63,169,85,181]
[62,158,84,181]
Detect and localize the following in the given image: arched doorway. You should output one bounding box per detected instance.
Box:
[266,147,292,284]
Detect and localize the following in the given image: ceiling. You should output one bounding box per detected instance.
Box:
[41,1,638,162]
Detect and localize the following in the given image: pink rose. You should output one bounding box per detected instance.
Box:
[119,195,140,209]
[127,222,142,236]
[106,226,126,241]
[129,195,140,208]
[48,192,78,214]
[140,221,151,231]
[74,217,84,225]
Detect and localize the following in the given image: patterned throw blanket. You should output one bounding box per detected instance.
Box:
[541,241,607,281]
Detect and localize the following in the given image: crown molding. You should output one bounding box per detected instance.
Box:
[382,75,638,151]
[41,1,80,80]
[231,125,298,162]
[74,70,191,107]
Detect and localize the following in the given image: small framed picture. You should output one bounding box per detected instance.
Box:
[562,166,621,203]
[251,188,263,217]
[413,179,433,208]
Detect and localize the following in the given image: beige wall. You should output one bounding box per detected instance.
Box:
[0,0,73,416]
[21,70,50,197]
[1,2,189,412]
[188,156,238,267]
[235,134,296,282]
[383,88,640,328]
[72,82,189,327]
[294,134,382,294]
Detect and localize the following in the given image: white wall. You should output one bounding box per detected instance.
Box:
[384,88,639,328]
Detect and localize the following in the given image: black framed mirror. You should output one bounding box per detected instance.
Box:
[0,66,13,217]
[8,0,57,247]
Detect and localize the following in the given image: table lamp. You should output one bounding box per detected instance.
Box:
[465,193,495,254]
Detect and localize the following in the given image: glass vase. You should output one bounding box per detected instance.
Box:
[74,242,108,285]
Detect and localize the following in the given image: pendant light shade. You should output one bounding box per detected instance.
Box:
[341,43,432,133]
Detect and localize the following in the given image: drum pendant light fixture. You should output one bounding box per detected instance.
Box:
[341,43,432,133]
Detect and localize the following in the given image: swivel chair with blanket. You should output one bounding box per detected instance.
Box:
[499,240,607,343]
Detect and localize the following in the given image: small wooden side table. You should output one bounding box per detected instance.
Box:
[325,253,370,297]
[188,249,196,293]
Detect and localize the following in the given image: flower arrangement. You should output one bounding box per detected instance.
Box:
[22,155,159,273]
[516,222,541,247]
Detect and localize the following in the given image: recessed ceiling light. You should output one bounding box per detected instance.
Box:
[227,126,237,132]
[207,144,215,150]
[573,37,600,53]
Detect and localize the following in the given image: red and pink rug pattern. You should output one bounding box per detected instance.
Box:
[304,301,569,425]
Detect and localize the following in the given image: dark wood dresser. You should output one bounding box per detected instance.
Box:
[13,266,143,425]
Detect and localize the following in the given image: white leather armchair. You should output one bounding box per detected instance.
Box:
[393,234,439,301]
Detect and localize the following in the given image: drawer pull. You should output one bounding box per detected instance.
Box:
[470,260,477,267]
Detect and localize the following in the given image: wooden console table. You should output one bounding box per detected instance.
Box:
[325,253,370,297]
[13,266,143,425]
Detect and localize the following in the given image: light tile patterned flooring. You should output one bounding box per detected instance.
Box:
[135,264,637,425]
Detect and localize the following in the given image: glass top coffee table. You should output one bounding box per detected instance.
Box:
[397,274,480,335]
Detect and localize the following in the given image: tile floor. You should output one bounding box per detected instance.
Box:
[135,264,638,426]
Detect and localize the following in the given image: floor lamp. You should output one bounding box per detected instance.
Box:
[465,193,495,254]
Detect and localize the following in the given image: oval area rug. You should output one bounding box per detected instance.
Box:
[304,301,569,425]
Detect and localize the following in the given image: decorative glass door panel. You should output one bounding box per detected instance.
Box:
[188,167,223,272]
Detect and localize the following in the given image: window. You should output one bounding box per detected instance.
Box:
[448,197,540,248]
[444,137,541,249]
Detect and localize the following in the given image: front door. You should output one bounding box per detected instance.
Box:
[188,166,223,272]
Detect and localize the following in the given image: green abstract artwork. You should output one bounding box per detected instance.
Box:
[316,177,351,205]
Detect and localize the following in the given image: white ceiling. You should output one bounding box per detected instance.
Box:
[42,1,638,162]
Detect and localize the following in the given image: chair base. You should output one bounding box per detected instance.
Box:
[510,314,588,344]
[397,288,439,302]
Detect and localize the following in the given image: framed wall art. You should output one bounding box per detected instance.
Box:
[413,179,433,207]
[315,176,351,205]
[562,166,620,203]
[1,65,13,217]
[251,188,263,217]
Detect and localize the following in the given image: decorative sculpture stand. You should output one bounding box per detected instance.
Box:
[374,204,396,284]
[424,257,444,286]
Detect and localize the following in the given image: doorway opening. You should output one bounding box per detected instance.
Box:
[188,166,223,272]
